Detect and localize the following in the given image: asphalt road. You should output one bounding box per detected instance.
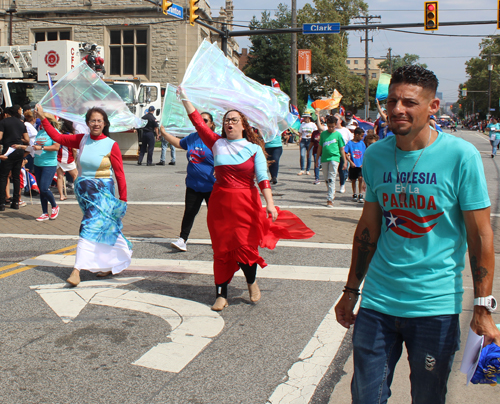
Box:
[0,130,499,404]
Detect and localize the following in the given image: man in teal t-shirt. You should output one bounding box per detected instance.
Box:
[316,116,346,208]
[486,117,500,157]
[335,65,500,404]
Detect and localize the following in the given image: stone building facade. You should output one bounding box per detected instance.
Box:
[0,0,239,85]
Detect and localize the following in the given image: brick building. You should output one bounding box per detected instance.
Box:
[0,0,239,85]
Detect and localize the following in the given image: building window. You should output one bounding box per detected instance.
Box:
[109,28,148,77]
[34,30,71,42]
[354,60,358,64]
[346,60,350,64]
[371,73,377,79]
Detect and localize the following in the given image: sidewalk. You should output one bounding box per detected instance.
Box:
[0,202,360,244]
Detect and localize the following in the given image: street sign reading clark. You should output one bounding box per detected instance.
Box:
[302,23,341,35]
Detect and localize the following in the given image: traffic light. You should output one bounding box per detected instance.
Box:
[162,0,172,16]
[424,1,439,31]
[189,0,200,26]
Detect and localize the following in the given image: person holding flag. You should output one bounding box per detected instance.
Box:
[177,87,315,311]
[34,104,131,287]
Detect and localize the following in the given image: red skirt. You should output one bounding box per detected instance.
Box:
[207,184,315,284]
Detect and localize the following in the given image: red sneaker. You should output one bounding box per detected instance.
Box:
[50,206,60,220]
[36,213,49,221]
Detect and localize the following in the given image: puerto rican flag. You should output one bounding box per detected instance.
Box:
[353,115,374,133]
[339,106,345,116]
[20,167,39,192]
[46,71,61,119]
[271,78,280,89]
[383,208,444,239]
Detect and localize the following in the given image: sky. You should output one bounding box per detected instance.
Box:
[209,0,498,104]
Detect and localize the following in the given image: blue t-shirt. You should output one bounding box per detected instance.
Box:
[33,129,58,167]
[180,132,215,193]
[361,132,490,318]
[344,140,366,167]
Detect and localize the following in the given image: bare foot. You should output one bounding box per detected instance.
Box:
[60,196,67,201]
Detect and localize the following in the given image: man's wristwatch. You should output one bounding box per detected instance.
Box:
[473,295,497,312]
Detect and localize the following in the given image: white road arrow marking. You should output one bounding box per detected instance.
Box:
[30,277,224,373]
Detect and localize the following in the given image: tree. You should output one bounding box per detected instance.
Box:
[378,53,427,74]
[460,37,500,119]
[297,0,368,111]
[244,4,292,95]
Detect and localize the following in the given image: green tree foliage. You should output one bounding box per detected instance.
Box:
[459,38,500,119]
[244,1,368,113]
[244,4,292,94]
[297,0,368,111]
[378,53,427,74]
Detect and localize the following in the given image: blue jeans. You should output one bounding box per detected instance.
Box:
[266,146,283,180]
[352,308,460,404]
[313,153,320,180]
[299,138,312,171]
[160,137,176,163]
[34,165,58,214]
[339,156,348,186]
[491,139,500,155]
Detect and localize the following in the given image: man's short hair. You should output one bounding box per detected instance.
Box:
[354,127,364,136]
[326,116,337,125]
[390,65,439,95]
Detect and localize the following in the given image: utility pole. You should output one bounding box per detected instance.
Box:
[488,50,493,119]
[290,0,297,108]
[387,47,393,73]
[358,15,380,120]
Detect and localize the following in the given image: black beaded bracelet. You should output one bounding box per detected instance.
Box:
[343,286,360,294]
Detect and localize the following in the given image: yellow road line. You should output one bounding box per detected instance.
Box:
[0,243,77,279]
[0,265,36,279]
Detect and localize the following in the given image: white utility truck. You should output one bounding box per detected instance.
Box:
[0,40,161,157]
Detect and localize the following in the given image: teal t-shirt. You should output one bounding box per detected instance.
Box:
[265,134,282,148]
[33,129,58,167]
[361,132,490,317]
[487,123,500,140]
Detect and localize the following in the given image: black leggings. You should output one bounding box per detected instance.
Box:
[215,263,257,298]
[180,187,211,241]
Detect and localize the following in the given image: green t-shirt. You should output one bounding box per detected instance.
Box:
[319,130,345,162]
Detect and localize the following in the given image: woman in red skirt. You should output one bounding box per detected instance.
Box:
[178,88,315,311]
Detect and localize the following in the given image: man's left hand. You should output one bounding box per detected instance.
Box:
[470,306,500,346]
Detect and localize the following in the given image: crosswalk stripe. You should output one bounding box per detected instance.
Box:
[21,255,349,283]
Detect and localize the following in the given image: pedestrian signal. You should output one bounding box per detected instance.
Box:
[189,0,200,26]
[424,1,439,31]
[162,0,173,16]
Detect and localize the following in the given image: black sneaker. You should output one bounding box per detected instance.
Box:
[137,162,142,165]
[352,194,357,202]
[156,161,166,166]
[0,205,5,211]
[271,177,277,184]
[168,161,176,165]
[358,194,364,203]
[10,202,19,210]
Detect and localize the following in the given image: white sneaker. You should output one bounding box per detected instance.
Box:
[171,237,187,252]
[339,185,346,193]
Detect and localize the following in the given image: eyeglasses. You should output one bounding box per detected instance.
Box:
[89,120,103,124]
[203,118,209,124]
[223,117,240,125]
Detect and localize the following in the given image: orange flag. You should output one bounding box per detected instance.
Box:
[311,89,343,110]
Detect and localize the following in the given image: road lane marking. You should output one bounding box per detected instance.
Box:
[0,265,36,279]
[21,255,349,282]
[0,244,77,279]
[30,277,224,373]
[267,293,361,404]
[0,235,354,250]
